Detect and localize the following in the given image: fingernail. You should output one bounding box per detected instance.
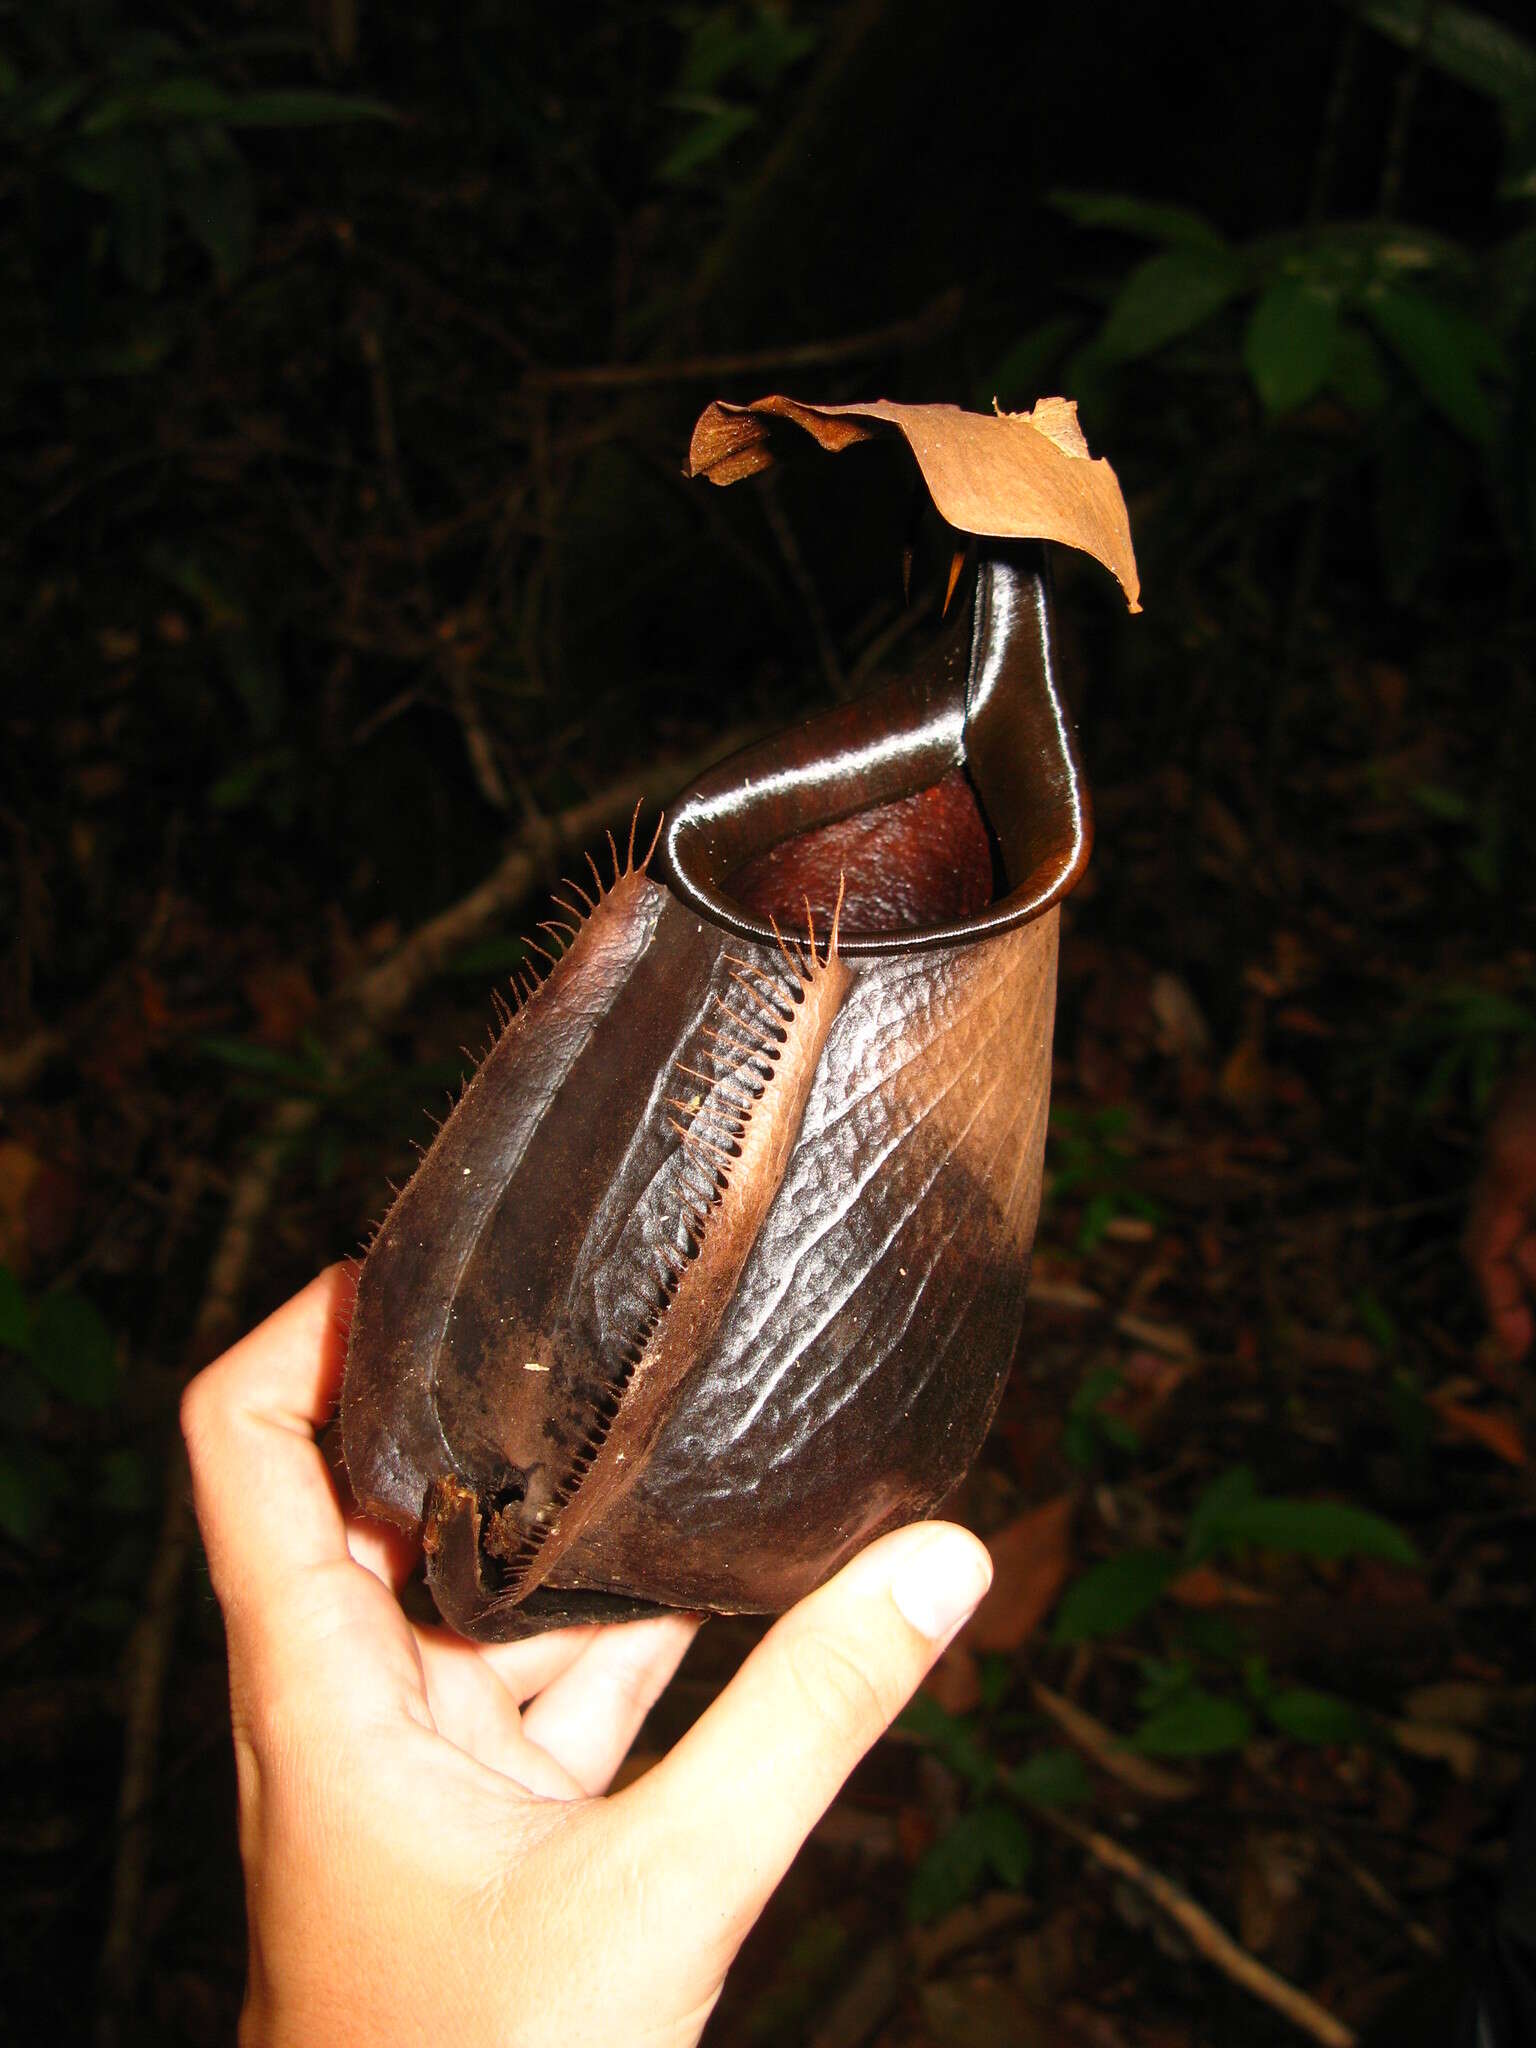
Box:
[891,1528,992,1643]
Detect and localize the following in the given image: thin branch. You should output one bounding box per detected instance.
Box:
[1308,11,1362,223]
[357,310,510,811]
[522,287,962,393]
[1029,1680,1195,1803]
[756,470,846,700]
[1035,1807,1357,2047]
[0,1026,63,1095]
[669,0,895,340]
[1380,0,1440,221]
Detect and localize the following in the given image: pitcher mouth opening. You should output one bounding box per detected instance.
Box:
[658,540,1092,957]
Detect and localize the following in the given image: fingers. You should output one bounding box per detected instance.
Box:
[615,1523,990,1954]
[415,1617,696,1798]
[347,1515,422,1594]
[181,1266,357,1605]
[181,1268,431,1722]
[472,1626,607,1707]
[412,1630,588,1798]
[520,1614,699,1794]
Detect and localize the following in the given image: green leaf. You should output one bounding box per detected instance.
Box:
[59,133,146,197]
[84,81,397,136]
[0,1266,31,1353]
[1136,1654,1196,1714]
[1077,1191,1120,1250]
[218,90,399,129]
[1096,248,1243,363]
[1244,280,1339,413]
[1050,189,1228,251]
[1364,286,1504,446]
[1354,1288,1400,1353]
[1010,1748,1090,1809]
[908,1804,1032,1923]
[677,9,816,94]
[975,1801,1033,1888]
[657,101,756,183]
[899,1694,997,1794]
[167,127,254,284]
[1408,782,1472,822]
[1053,1549,1176,1643]
[1190,1461,1418,1566]
[1186,1465,1257,1563]
[1328,322,1393,414]
[29,1292,119,1408]
[908,1813,986,1923]
[112,138,167,292]
[983,315,1081,411]
[84,77,233,133]
[207,753,284,813]
[1358,2,1536,108]
[1261,1686,1363,1744]
[1218,1496,1419,1566]
[1132,1689,1252,1757]
[13,78,90,134]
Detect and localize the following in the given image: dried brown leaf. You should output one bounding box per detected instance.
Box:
[686,394,1140,610]
[1431,1396,1529,1468]
[967,1492,1076,1652]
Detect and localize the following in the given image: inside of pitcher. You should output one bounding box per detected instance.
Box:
[661,540,1090,953]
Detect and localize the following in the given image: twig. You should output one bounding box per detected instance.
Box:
[1113,1310,1199,1361]
[1308,11,1361,223]
[523,287,962,393]
[93,735,758,2040]
[757,470,846,699]
[1029,1680,1195,1802]
[1034,1807,1357,2047]
[669,0,895,340]
[1319,1832,1443,1958]
[807,1938,902,2048]
[0,1025,63,1095]
[359,312,510,811]
[355,241,531,365]
[1380,0,1439,221]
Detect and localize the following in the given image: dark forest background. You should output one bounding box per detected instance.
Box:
[3,1,1535,2041]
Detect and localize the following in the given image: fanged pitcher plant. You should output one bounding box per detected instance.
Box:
[342,395,1139,1640]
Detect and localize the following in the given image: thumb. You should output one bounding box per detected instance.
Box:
[616,1522,991,1956]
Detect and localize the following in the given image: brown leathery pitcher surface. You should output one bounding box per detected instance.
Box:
[341,395,1138,1641]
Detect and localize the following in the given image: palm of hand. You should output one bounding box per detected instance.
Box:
[184,1267,991,2048]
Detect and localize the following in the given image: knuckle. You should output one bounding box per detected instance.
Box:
[783,1627,896,1749]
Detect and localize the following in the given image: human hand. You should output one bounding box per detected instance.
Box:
[1465,1064,1536,1363]
[181,1266,993,2048]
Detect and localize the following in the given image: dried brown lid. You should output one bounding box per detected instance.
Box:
[686,393,1140,612]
